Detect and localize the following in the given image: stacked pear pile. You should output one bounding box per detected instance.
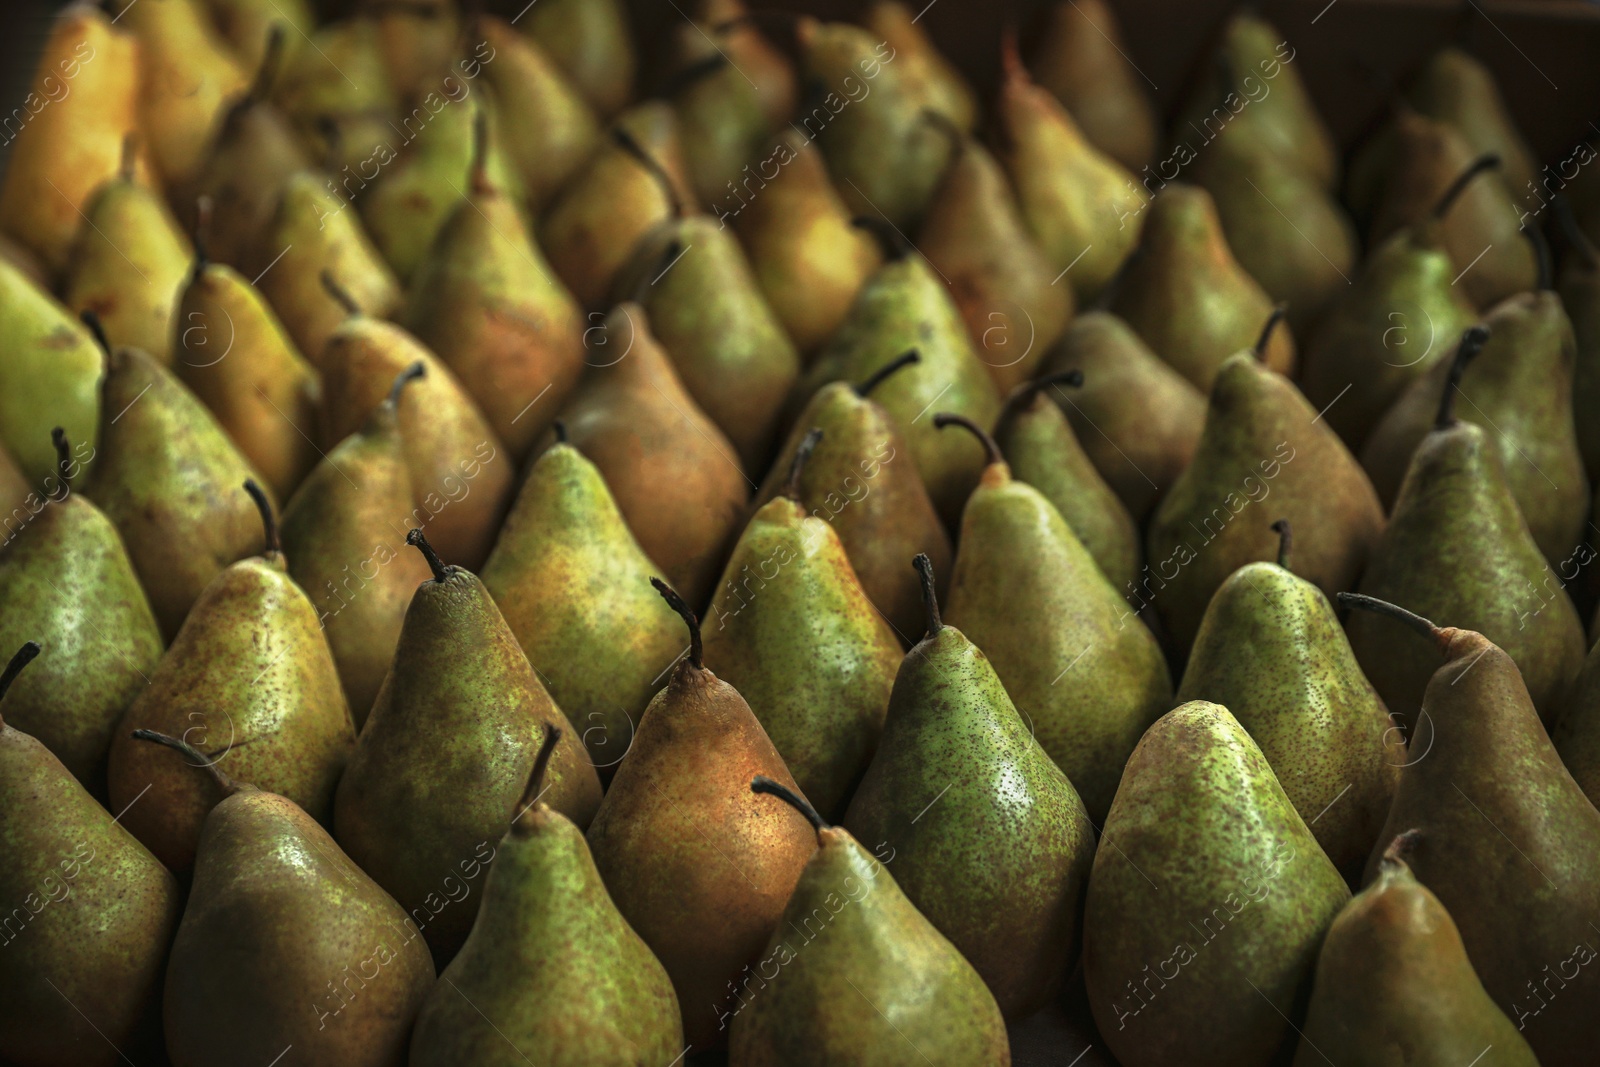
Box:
[0,2,1596,1065]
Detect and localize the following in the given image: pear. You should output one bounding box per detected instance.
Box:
[918,123,1073,392]
[272,14,397,179]
[1146,312,1385,653]
[615,214,800,474]
[1039,310,1206,521]
[752,353,953,643]
[1110,183,1295,390]
[1029,0,1159,172]
[1363,288,1589,567]
[86,333,267,639]
[480,426,684,775]
[106,482,355,872]
[176,250,321,502]
[521,0,635,118]
[794,16,953,228]
[1348,335,1587,729]
[995,31,1146,304]
[1369,110,1536,309]
[63,142,192,365]
[0,4,144,274]
[317,298,514,571]
[335,529,602,965]
[1341,594,1600,1066]
[993,373,1140,594]
[937,418,1168,824]
[698,0,798,128]
[1177,519,1401,872]
[556,303,748,607]
[258,171,404,366]
[845,554,1097,1019]
[729,777,1012,1064]
[0,439,36,535]
[799,237,1001,527]
[137,730,436,1067]
[1405,47,1540,205]
[587,579,815,1049]
[373,0,462,101]
[109,0,249,187]
[0,262,102,485]
[479,15,600,211]
[1557,198,1600,479]
[732,127,882,353]
[1293,832,1541,1066]
[409,725,683,1064]
[865,1,978,132]
[280,364,433,727]
[205,0,314,70]
[0,644,180,1067]
[541,105,694,309]
[668,45,772,212]
[406,118,586,461]
[0,430,161,799]
[701,430,902,817]
[1083,701,1351,1065]
[1298,157,1487,450]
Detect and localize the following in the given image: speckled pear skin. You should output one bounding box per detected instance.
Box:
[0,711,180,1067]
[409,797,683,1066]
[334,558,601,967]
[481,442,683,775]
[701,495,902,818]
[586,653,815,1050]
[1177,559,1400,871]
[1349,422,1586,729]
[165,788,435,1067]
[1292,844,1539,1066]
[1083,701,1350,1067]
[843,613,1097,1020]
[728,824,1011,1066]
[1357,618,1600,1067]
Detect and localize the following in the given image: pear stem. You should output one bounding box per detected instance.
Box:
[850,216,913,262]
[751,775,827,835]
[1435,326,1490,429]
[913,552,942,638]
[651,577,703,670]
[0,641,41,708]
[189,195,214,288]
[1554,194,1600,268]
[612,126,682,219]
[320,271,362,318]
[244,23,287,108]
[386,361,425,408]
[79,309,112,360]
[854,349,921,398]
[553,419,568,444]
[999,369,1083,426]
[243,480,280,557]
[1431,154,1501,220]
[512,724,561,833]
[639,240,684,303]
[1380,828,1423,870]
[1253,306,1288,361]
[130,729,239,797]
[1337,592,1446,650]
[50,428,73,497]
[1270,519,1292,570]
[661,52,728,98]
[1523,222,1553,292]
[468,106,491,196]
[406,528,452,583]
[781,428,823,502]
[119,134,137,181]
[932,412,1003,467]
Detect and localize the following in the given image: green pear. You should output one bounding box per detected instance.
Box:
[206,0,314,70]
[1405,47,1540,206]
[1083,701,1351,1065]
[669,48,772,211]
[0,260,102,485]
[1029,0,1159,172]
[865,1,978,132]
[845,554,1097,1020]
[271,13,397,179]
[520,0,635,118]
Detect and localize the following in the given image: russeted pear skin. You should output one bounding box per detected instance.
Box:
[1343,594,1600,1067]
[0,261,103,486]
[702,433,902,818]
[521,0,635,118]
[1292,833,1540,1066]
[729,778,1011,1065]
[409,728,683,1066]
[1083,701,1351,1066]
[845,555,1098,1020]
[586,581,815,1050]
[0,431,161,798]
[143,734,436,1067]
[107,483,356,873]
[1177,523,1400,871]
[0,645,180,1067]
[480,436,684,775]
[1028,0,1158,172]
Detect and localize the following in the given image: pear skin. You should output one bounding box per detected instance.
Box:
[480,15,600,210]
[1029,0,1158,172]
[1406,47,1540,206]
[669,46,773,211]
[696,0,797,128]
[865,1,977,133]
[521,0,635,119]
[0,262,103,486]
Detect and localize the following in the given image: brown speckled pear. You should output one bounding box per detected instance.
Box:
[335,530,601,966]
[140,731,435,1067]
[846,554,1097,1019]
[0,644,180,1067]
[729,777,1011,1065]
[1342,594,1600,1067]
[107,482,355,873]
[1083,700,1350,1066]
[409,727,683,1066]
[586,580,815,1050]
